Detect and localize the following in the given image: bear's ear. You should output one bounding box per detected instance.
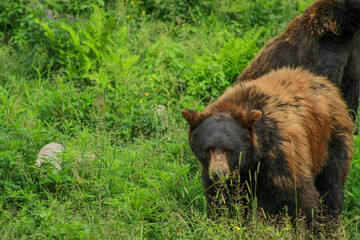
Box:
[246,110,262,128]
[181,109,205,128]
[233,109,262,129]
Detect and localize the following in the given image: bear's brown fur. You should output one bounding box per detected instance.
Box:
[182,67,353,225]
[237,0,360,121]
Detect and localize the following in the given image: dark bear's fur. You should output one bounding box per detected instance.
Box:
[237,0,360,121]
[182,68,353,225]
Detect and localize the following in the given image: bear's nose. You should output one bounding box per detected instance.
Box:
[209,151,230,181]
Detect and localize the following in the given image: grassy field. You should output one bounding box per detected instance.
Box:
[0,0,359,239]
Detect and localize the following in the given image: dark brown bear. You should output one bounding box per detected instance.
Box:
[182,68,353,224]
[237,0,360,121]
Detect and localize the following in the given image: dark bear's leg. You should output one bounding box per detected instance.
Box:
[315,134,351,220]
[274,182,319,231]
[341,75,360,125]
[273,182,320,237]
[260,180,319,237]
[341,41,360,125]
[202,170,235,217]
[315,170,344,220]
[296,183,319,223]
[201,170,217,206]
[257,178,319,223]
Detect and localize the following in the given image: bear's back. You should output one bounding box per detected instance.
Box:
[252,68,352,176]
[208,67,353,177]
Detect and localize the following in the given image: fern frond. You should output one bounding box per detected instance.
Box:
[60,24,81,50]
[35,20,55,41]
[86,5,107,42]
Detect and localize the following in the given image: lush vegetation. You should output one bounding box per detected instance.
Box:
[0,0,359,239]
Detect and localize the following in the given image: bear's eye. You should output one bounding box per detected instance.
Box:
[226,147,235,153]
[205,146,213,153]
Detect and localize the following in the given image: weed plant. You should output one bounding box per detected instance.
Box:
[0,0,358,239]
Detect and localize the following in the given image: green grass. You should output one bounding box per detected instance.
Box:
[0,0,359,239]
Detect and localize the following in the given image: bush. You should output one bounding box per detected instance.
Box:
[185,27,263,102]
[0,0,44,45]
[141,0,201,23]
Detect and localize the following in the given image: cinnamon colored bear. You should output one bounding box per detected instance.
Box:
[237,0,360,121]
[182,68,353,223]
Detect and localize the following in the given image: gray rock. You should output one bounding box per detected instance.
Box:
[36,142,64,170]
[155,105,167,119]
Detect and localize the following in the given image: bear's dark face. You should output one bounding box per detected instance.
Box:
[182,109,262,182]
[189,114,249,181]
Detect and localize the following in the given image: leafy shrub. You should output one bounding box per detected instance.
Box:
[201,0,313,30]
[185,26,263,102]
[43,0,107,17]
[141,0,201,23]
[37,6,113,78]
[0,0,44,45]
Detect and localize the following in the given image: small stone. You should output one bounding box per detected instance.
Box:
[36,142,64,170]
[155,105,167,119]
